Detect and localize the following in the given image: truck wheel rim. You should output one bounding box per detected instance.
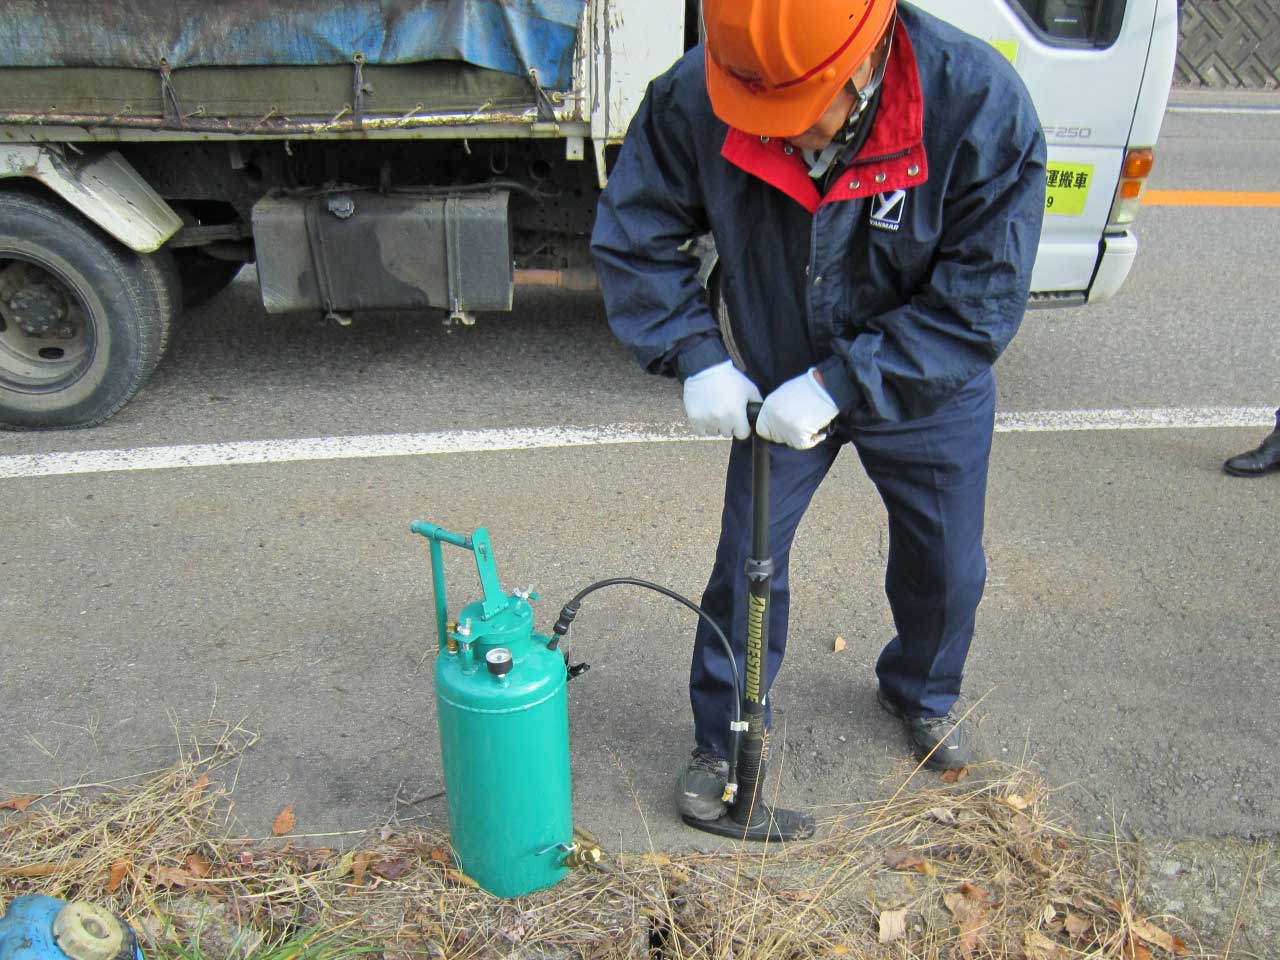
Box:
[0,255,95,393]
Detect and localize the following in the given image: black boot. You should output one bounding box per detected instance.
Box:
[1224,413,1280,477]
[877,687,971,770]
[675,750,729,821]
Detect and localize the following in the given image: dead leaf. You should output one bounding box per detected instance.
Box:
[1004,793,1031,810]
[1041,905,1056,925]
[352,851,370,886]
[940,766,970,784]
[1129,918,1188,956]
[1,862,71,878]
[960,881,991,903]
[957,920,987,957]
[271,804,296,836]
[371,857,413,880]
[887,847,933,874]
[185,854,212,878]
[107,860,130,893]
[945,890,990,960]
[1124,936,1153,960]
[777,887,818,902]
[925,806,958,824]
[877,908,908,944]
[960,921,988,957]
[676,867,698,884]
[1073,896,1108,915]
[0,795,37,813]
[885,847,922,869]
[328,851,355,881]
[428,848,451,864]
[151,865,192,888]
[191,774,210,797]
[833,635,847,653]
[1064,912,1091,939]
[1024,930,1069,960]
[444,867,479,889]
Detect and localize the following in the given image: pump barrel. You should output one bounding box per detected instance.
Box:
[435,596,573,897]
[413,522,575,896]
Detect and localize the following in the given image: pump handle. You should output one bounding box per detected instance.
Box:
[411,520,512,651]
[410,520,472,549]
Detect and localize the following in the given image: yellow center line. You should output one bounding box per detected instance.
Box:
[1143,190,1280,207]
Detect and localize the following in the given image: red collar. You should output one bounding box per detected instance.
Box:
[720,16,928,215]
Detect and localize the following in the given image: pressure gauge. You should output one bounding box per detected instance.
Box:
[485,647,513,677]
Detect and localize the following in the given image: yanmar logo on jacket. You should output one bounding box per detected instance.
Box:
[870,189,908,231]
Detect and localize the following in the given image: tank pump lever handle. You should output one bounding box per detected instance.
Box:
[411,520,511,651]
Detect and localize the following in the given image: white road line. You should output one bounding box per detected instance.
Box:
[0,425,697,479]
[995,406,1273,432]
[0,406,1274,480]
[1167,105,1280,116]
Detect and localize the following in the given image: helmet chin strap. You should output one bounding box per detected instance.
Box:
[801,87,882,183]
[804,13,896,185]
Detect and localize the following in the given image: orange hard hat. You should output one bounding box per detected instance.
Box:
[703,0,898,138]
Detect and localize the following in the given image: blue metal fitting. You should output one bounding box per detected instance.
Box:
[0,896,143,960]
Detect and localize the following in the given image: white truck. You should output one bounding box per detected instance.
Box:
[0,0,1179,429]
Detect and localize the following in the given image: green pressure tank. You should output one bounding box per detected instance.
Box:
[411,521,574,898]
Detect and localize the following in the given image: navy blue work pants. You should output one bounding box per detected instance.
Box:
[690,370,996,761]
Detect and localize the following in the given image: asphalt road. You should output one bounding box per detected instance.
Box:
[2,95,1277,859]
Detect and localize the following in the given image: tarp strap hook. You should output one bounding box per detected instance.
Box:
[304,198,343,324]
[527,68,557,121]
[352,53,369,131]
[159,59,185,130]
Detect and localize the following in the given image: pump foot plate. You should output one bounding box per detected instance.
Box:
[681,803,815,842]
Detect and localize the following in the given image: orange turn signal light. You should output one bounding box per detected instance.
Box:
[1119,180,1143,199]
[1123,148,1154,179]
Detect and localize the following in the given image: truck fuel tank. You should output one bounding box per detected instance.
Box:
[253,188,513,319]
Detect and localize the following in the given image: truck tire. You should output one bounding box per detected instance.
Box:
[139,244,180,363]
[0,188,171,430]
[174,248,244,307]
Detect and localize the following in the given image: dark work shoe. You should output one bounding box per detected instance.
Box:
[877,687,970,770]
[1224,428,1280,477]
[675,750,729,821]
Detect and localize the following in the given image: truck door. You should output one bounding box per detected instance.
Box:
[911,0,1170,300]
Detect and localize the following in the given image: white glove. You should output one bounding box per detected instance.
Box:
[682,360,763,440]
[755,368,839,450]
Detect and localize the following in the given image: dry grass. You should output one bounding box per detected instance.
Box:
[0,722,1238,959]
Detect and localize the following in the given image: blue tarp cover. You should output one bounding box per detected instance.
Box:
[0,1,587,89]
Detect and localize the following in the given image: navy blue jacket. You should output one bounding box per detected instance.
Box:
[591,3,1047,423]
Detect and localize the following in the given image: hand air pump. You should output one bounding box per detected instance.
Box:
[681,403,815,842]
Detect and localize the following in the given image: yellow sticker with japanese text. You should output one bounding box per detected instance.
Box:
[990,40,1018,65]
[1045,162,1094,216]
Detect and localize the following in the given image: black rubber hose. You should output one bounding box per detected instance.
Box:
[549,577,743,794]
